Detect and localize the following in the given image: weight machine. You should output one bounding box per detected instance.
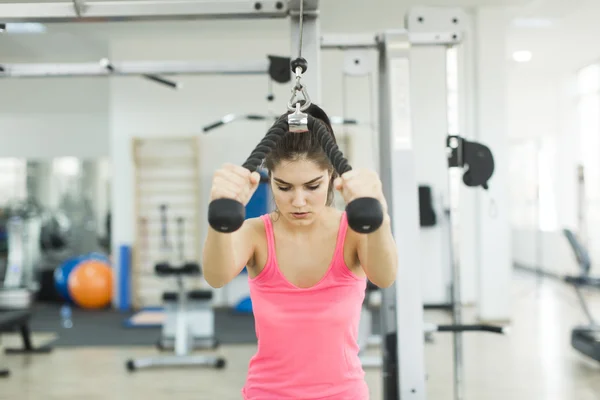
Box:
[0,1,506,398]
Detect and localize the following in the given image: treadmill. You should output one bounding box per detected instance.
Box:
[563,229,600,363]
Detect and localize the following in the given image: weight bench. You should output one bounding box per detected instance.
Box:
[0,309,53,377]
[126,261,225,372]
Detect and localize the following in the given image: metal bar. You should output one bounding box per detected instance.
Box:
[0,59,270,78]
[447,136,465,400]
[378,30,427,400]
[321,31,462,50]
[320,33,380,49]
[0,0,289,23]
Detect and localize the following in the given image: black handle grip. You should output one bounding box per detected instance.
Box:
[208,198,246,233]
[207,115,384,234]
[208,119,288,233]
[435,324,507,335]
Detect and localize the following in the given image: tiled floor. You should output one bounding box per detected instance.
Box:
[1,272,599,400]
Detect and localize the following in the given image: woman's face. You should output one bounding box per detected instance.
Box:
[270,158,331,226]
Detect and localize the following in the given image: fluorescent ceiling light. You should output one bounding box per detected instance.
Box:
[4,23,47,34]
[512,17,554,28]
[513,50,532,63]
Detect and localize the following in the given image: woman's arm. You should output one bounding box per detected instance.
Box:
[202,218,258,288]
[355,214,398,288]
[335,169,398,288]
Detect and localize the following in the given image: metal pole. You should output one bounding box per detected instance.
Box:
[0,59,271,78]
[378,30,427,400]
[446,136,464,400]
[0,0,290,22]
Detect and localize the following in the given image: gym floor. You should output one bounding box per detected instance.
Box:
[1,271,599,400]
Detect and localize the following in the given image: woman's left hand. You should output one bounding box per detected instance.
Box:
[334,169,388,215]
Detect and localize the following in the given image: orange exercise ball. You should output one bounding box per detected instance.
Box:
[68,260,113,309]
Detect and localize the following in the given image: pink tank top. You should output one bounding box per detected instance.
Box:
[242,212,369,400]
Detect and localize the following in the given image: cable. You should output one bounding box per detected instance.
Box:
[298,0,304,59]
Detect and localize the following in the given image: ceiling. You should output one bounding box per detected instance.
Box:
[506,0,600,74]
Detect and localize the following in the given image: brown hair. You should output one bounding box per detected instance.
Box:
[263,103,338,206]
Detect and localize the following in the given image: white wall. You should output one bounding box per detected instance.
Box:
[506,63,585,277]
[0,78,109,158]
[0,36,110,159]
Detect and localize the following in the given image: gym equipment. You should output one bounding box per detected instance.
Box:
[0,54,293,85]
[85,252,111,264]
[53,256,81,302]
[562,229,600,364]
[207,6,384,235]
[0,309,53,378]
[126,205,224,372]
[202,113,359,134]
[0,214,43,309]
[39,211,70,252]
[418,186,437,227]
[444,134,506,400]
[359,281,384,368]
[53,252,111,303]
[67,259,113,309]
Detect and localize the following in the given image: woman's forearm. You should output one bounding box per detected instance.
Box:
[361,214,398,288]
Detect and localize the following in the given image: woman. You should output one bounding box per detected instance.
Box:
[202,104,398,400]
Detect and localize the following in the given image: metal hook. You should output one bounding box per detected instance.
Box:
[288,102,309,133]
[287,84,311,112]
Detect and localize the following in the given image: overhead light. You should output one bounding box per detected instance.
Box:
[3,23,46,34]
[512,18,554,28]
[513,50,532,63]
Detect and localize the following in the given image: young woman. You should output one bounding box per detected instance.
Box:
[202,104,398,400]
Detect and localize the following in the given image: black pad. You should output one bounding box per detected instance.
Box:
[162,290,213,302]
[572,326,600,363]
[418,186,437,227]
[155,262,201,276]
[446,136,495,190]
[563,229,592,276]
[462,141,494,189]
[0,310,30,331]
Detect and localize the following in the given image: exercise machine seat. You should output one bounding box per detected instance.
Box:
[155,262,201,276]
[162,290,213,302]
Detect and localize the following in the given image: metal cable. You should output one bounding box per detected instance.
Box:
[298,0,304,59]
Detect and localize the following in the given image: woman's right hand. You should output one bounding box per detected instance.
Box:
[209,163,262,206]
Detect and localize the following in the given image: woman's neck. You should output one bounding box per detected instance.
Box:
[272,207,334,238]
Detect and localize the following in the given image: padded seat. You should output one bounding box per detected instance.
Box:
[162,290,213,302]
[155,262,201,276]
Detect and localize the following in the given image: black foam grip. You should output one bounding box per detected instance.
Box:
[346,197,384,234]
[208,198,246,233]
[208,119,288,233]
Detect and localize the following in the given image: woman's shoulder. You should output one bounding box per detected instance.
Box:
[243,215,269,233]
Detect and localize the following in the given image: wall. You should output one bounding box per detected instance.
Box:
[0,78,110,158]
[506,61,586,277]
[0,37,110,159]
